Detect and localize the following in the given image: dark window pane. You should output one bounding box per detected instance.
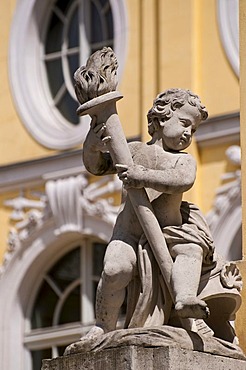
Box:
[44,0,115,126]
[106,7,114,40]
[91,3,103,43]
[68,9,79,48]
[45,13,63,54]
[45,59,63,98]
[57,91,80,125]
[120,290,127,317]
[55,0,73,15]
[59,285,81,325]
[49,247,80,291]
[93,281,98,309]
[93,243,106,276]
[31,348,52,370]
[99,0,108,6]
[58,345,67,356]
[68,53,80,82]
[31,281,58,329]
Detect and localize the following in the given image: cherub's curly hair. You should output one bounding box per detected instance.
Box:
[147,88,208,137]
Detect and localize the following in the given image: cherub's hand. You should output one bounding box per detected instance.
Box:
[116,164,146,189]
[87,116,111,152]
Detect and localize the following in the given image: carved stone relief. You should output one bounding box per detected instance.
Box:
[207,145,241,260]
[1,174,121,277]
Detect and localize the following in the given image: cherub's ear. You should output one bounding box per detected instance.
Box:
[159,118,165,127]
[147,131,159,145]
[151,116,161,128]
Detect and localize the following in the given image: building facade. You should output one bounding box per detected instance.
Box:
[0,1,242,369]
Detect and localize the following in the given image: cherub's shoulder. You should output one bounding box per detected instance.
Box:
[175,151,196,164]
[128,141,146,153]
[154,148,196,170]
[170,151,197,171]
[128,141,157,167]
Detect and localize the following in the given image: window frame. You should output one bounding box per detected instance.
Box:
[9,0,128,149]
[24,238,106,362]
[0,212,114,370]
[217,0,239,77]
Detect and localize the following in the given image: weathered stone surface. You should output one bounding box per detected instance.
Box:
[42,345,246,370]
[63,326,246,360]
[55,49,244,370]
[74,48,243,348]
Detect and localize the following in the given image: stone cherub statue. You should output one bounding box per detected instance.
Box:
[65,47,243,357]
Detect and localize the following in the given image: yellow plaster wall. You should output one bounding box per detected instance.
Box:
[124,0,240,209]
[158,0,194,90]
[235,260,246,351]
[0,194,11,264]
[236,2,246,352]
[0,1,58,166]
[198,0,239,116]
[117,0,141,139]
[0,0,242,276]
[1,0,239,165]
[118,0,160,141]
[0,0,245,354]
[198,141,241,213]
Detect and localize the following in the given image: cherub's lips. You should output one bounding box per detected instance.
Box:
[180,137,188,143]
[180,135,191,144]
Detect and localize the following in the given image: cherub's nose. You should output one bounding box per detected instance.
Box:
[184,127,192,137]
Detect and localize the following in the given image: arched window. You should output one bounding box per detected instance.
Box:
[44,0,114,125]
[24,240,107,370]
[9,0,128,149]
[217,0,239,77]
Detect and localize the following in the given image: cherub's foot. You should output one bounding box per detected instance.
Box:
[175,298,210,319]
[64,326,104,355]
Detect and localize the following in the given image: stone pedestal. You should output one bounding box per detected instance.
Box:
[42,345,246,370]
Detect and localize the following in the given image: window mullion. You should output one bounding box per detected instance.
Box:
[52,83,66,106]
[81,241,94,324]
[52,345,59,359]
[79,0,91,66]
[44,275,62,297]
[61,1,78,100]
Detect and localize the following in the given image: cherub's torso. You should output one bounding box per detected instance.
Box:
[119,141,196,229]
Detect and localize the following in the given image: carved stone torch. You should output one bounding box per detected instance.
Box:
[74,47,195,331]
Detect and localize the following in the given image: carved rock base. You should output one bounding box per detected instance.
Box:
[42,345,246,370]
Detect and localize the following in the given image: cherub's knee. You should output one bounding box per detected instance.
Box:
[171,243,203,260]
[103,260,133,289]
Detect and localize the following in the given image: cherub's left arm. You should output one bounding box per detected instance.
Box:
[117,153,196,194]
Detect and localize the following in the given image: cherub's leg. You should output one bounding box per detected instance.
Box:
[95,239,137,332]
[85,238,137,336]
[170,243,209,319]
[64,239,137,355]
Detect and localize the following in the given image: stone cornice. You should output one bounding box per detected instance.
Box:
[0,150,85,194]
[195,112,240,147]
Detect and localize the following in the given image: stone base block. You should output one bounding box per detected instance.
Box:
[42,345,246,370]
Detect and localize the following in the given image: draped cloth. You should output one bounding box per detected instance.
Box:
[124,201,216,329]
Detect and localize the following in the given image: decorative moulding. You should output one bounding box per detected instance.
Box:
[1,174,121,277]
[9,0,128,149]
[206,145,241,261]
[195,112,239,147]
[217,0,239,77]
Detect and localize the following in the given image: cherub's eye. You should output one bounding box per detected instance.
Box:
[180,119,189,127]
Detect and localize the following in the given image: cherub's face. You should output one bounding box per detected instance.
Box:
[160,103,201,151]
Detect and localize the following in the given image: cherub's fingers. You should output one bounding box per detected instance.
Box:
[90,116,97,129]
[118,173,127,181]
[94,123,105,133]
[94,125,107,139]
[115,164,128,173]
[102,136,111,143]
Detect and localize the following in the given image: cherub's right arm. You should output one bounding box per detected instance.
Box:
[82,117,116,175]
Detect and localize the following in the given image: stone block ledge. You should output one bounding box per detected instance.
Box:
[42,345,246,370]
